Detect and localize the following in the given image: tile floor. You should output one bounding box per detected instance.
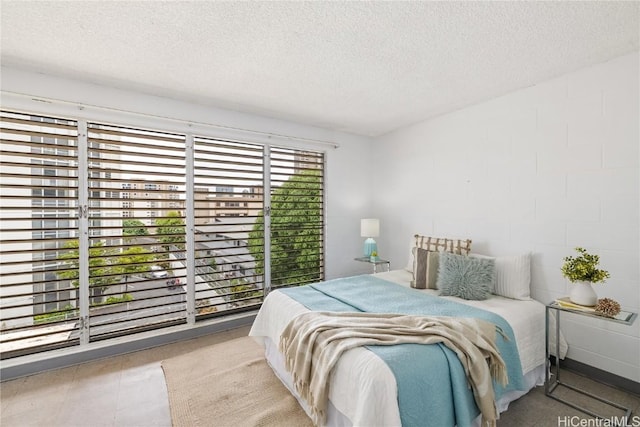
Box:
[1,326,639,427]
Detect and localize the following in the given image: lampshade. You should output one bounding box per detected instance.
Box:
[361,219,379,257]
[360,218,380,237]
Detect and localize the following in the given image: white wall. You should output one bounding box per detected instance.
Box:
[373,52,639,381]
[0,67,374,280]
[4,53,638,380]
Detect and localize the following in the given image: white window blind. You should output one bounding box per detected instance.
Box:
[85,122,187,340]
[0,108,326,359]
[0,110,80,358]
[193,137,265,316]
[267,147,325,290]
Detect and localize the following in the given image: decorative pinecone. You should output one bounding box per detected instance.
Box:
[595,298,621,318]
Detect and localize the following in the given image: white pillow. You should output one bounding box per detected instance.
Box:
[405,238,416,272]
[471,252,531,300]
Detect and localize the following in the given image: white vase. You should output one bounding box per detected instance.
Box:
[569,281,597,306]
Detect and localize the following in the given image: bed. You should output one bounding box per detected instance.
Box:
[249,267,567,427]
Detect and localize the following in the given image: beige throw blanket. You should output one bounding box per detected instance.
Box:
[279,311,509,427]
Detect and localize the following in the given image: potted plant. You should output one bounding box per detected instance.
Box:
[561,247,610,306]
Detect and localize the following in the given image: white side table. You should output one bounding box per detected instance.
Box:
[545,301,637,420]
[354,257,390,274]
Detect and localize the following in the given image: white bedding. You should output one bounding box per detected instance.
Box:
[249,270,567,426]
[375,270,568,373]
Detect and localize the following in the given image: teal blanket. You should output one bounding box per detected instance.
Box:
[280,275,525,427]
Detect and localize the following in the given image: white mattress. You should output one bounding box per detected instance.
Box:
[249,270,567,426]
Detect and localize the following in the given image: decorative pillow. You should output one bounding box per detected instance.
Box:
[425,251,440,289]
[470,252,531,300]
[409,234,473,288]
[437,252,495,300]
[411,247,427,288]
[405,234,473,272]
[410,248,440,289]
[415,234,472,255]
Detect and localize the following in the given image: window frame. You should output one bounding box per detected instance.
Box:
[0,106,328,359]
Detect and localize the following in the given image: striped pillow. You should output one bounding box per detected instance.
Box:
[411,248,440,289]
[410,235,472,289]
[494,253,531,300]
[470,252,531,300]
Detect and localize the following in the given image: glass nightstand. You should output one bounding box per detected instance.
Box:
[354,257,391,274]
[545,301,637,420]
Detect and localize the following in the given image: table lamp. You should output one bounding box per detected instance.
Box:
[361,218,379,257]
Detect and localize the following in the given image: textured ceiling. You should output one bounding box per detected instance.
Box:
[1,1,638,136]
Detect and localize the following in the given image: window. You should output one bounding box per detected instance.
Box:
[0,109,326,359]
[265,148,325,289]
[216,186,233,193]
[0,110,79,358]
[85,122,186,341]
[193,137,264,315]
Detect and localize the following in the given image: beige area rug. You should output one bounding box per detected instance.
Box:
[161,336,313,427]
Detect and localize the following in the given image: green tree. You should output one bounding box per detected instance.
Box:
[118,246,155,291]
[248,169,323,287]
[154,211,186,249]
[209,257,218,272]
[57,240,121,304]
[123,219,148,237]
